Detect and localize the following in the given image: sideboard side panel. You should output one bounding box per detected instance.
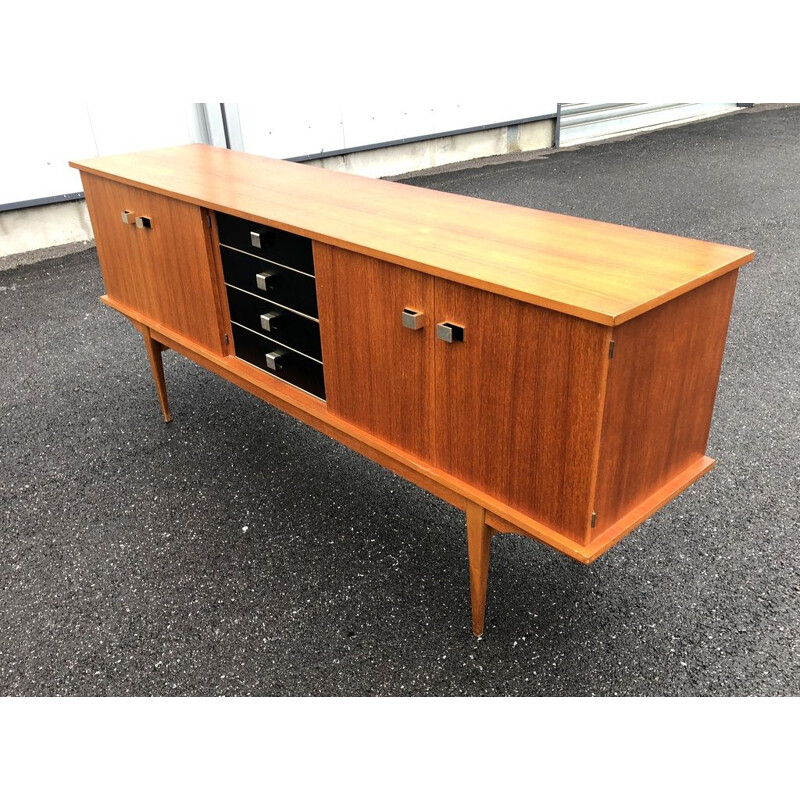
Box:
[592,269,739,539]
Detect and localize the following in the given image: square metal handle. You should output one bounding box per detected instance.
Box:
[135,216,152,229]
[120,210,135,224]
[436,322,465,343]
[402,308,426,330]
[265,349,286,371]
[256,270,277,292]
[250,231,262,248]
[260,311,281,332]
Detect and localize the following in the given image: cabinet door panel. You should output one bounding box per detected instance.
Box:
[315,244,435,460]
[82,173,224,354]
[434,280,608,542]
[81,174,150,310]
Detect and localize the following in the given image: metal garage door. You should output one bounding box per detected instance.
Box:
[555,103,741,147]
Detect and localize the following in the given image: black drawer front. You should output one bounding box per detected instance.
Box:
[221,246,319,318]
[231,325,325,400]
[226,285,323,361]
[216,212,314,275]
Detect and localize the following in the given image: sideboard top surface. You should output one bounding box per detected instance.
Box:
[71,144,753,325]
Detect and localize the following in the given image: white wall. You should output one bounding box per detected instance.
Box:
[2,99,556,207]
[0,98,556,257]
[234,98,555,159]
[1,102,198,207]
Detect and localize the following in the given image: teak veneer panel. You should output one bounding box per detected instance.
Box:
[592,270,739,538]
[434,281,610,542]
[70,144,754,325]
[315,244,436,461]
[81,173,225,356]
[98,293,605,562]
[103,292,722,567]
[72,145,753,635]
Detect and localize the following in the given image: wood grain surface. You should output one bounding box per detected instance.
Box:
[591,270,740,538]
[315,244,436,460]
[466,501,494,637]
[135,322,171,423]
[81,173,226,355]
[103,293,725,564]
[433,279,610,542]
[75,148,751,578]
[71,145,754,325]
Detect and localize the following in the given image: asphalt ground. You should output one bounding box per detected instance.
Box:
[1,106,798,696]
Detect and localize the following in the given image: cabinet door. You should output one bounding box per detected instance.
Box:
[315,244,435,461]
[81,173,225,355]
[434,279,608,541]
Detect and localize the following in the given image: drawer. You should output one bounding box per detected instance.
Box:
[231,324,326,400]
[226,285,323,361]
[221,246,319,318]
[216,212,314,275]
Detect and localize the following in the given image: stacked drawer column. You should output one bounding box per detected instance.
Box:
[216,213,326,399]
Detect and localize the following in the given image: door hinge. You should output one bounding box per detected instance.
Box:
[608,340,616,359]
[205,212,212,229]
[224,333,229,345]
[591,511,597,528]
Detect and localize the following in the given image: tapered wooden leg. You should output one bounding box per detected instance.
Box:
[466,500,493,637]
[139,325,171,423]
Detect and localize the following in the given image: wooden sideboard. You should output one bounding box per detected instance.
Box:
[70,144,754,636]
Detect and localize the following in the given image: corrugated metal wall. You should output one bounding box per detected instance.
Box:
[555,103,740,147]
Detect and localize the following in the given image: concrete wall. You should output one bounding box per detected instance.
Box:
[0,200,94,264]
[304,118,555,178]
[0,118,555,260]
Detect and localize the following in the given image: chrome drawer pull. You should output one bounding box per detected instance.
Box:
[255,269,277,292]
[436,322,465,343]
[265,349,286,371]
[402,308,426,330]
[260,311,281,332]
[250,231,262,248]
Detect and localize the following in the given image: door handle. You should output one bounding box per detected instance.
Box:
[436,322,465,343]
[120,210,135,224]
[401,308,426,330]
[135,216,152,229]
